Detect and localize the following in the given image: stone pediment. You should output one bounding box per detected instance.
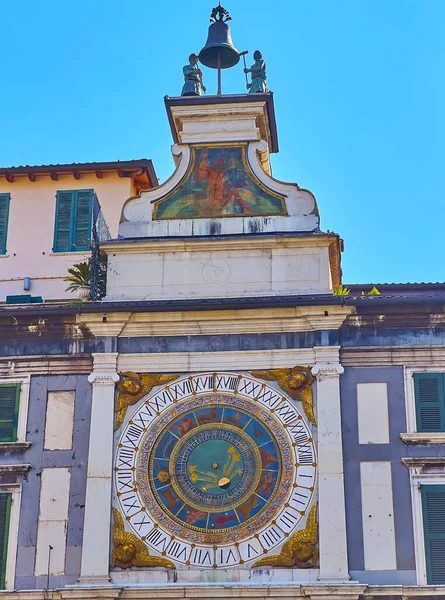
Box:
[118,95,319,239]
[120,141,318,238]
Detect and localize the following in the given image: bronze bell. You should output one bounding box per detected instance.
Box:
[199,4,240,70]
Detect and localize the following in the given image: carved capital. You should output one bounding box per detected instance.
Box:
[311,364,344,380]
[88,372,120,385]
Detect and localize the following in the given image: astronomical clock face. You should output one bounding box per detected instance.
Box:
[114,372,316,568]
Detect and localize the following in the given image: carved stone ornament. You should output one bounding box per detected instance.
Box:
[111,508,175,570]
[115,372,181,431]
[249,366,316,426]
[252,503,318,568]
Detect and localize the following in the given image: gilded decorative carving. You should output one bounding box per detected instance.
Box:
[253,503,318,568]
[249,366,316,426]
[111,507,175,569]
[115,371,180,431]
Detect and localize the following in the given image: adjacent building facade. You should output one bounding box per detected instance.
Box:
[0,91,445,600]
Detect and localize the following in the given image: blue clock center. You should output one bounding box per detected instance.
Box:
[186,438,245,494]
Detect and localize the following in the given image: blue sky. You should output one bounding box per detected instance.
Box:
[0,0,444,284]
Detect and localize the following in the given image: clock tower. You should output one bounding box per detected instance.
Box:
[77,5,353,592]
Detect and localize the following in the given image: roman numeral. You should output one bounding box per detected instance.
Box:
[275,402,298,424]
[146,527,168,550]
[170,380,193,400]
[278,509,300,531]
[149,389,173,412]
[297,442,314,464]
[247,543,259,558]
[215,375,239,392]
[289,488,311,509]
[167,540,188,561]
[117,447,135,469]
[260,526,284,548]
[287,421,309,444]
[133,404,155,428]
[257,387,281,408]
[116,472,133,492]
[238,378,261,398]
[217,547,238,566]
[193,375,215,393]
[121,493,140,512]
[191,547,212,566]
[123,424,143,447]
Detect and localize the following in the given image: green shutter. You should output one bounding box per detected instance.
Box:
[54,191,74,252]
[0,493,11,589]
[414,373,445,432]
[0,194,10,255]
[421,485,445,584]
[0,384,20,442]
[54,190,93,252]
[73,190,93,250]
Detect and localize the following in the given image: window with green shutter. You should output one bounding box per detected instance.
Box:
[0,194,10,255]
[53,189,93,252]
[0,384,20,442]
[421,485,445,584]
[0,493,11,589]
[414,373,445,432]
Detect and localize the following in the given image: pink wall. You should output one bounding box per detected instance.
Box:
[0,172,132,301]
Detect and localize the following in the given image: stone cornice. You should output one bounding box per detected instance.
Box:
[0,464,30,475]
[78,306,354,339]
[100,234,338,255]
[5,585,445,600]
[0,442,31,453]
[402,457,445,467]
[401,432,445,445]
[77,314,131,337]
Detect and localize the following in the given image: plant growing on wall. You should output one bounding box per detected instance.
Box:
[333,285,351,296]
[64,262,90,299]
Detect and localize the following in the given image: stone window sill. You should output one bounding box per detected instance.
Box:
[400,432,445,445]
[0,442,31,453]
[49,251,90,257]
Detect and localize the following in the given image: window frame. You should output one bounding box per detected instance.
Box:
[0,493,12,589]
[53,189,94,253]
[404,368,445,436]
[0,385,20,443]
[0,377,30,445]
[407,466,445,585]
[0,193,11,255]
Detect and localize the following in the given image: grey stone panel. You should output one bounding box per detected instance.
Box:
[341,367,416,573]
[95,336,119,353]
[14,575,36,590]
[349,570,416,585]
[0,338,94,357]
[65,546,82,577]
[15,547,36,577]
[341,327,445,347]
[34,575,78,589]
[14,375,92,590]
[118,330,340,354]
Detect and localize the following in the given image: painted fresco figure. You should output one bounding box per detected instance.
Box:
[181,54,207,96]
[244,50,268,94]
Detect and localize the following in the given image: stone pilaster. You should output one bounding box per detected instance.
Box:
[311,346,349,582]
[79,353,119,585]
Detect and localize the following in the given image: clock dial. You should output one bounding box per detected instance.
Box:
[114,373,316,568]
